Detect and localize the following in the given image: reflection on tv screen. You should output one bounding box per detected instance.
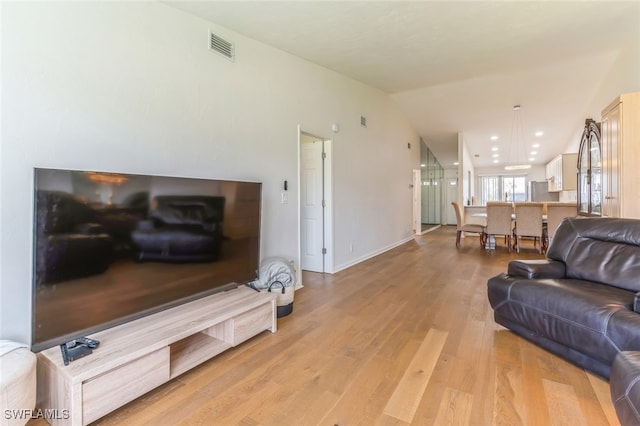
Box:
[32,168,261,352]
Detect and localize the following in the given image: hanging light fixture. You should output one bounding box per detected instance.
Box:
[504,104,532,171]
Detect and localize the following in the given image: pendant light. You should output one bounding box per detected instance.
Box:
[504,105,532,171]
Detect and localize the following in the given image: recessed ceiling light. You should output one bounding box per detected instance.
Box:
[530,151,537,155]
[491,147,498,151]
[532,143,540,148]
[493,159,499,164]
[420,164,425,167]
[535,131,544,137]
[529,157,535,162]
[492,153,499,158]
[453,161,459,166]
[490,136,498,141]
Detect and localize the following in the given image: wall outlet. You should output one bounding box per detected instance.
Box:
[349,243,354,253]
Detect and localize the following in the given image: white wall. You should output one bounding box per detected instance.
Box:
[458,133,475,205]
[443,168,459,225]
[565,40,640,153]
[0,2,419,344]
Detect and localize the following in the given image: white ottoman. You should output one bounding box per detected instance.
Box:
[0,341,36,426]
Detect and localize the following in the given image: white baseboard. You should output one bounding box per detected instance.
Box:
[418,224,441,235]
[332,236,415,273]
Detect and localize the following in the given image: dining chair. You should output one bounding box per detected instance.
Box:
[485,202,514,252]
[513,202,544,253]
[451,202,486,248]
[546,202,578,246]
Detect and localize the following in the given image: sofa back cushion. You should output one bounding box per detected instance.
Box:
[547,217,640,292]
[150,196,225,227]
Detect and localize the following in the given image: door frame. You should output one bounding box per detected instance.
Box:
[297,126,334,282]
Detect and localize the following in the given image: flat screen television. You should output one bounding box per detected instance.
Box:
[32,168,261,352]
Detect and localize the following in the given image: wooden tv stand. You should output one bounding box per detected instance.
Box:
[36,286,277,426]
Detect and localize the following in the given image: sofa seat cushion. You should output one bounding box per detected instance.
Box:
[131,227,218,255]
[488,273,640,371]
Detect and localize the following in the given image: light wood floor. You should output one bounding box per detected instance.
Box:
[31,226,619,425]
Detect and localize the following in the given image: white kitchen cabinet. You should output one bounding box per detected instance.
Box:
[546,153,578,192]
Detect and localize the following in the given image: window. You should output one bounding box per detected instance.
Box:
[478,175,527,205]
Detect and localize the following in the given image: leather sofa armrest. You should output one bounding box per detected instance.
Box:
[634,292,640,313]
[611,351,640,425]
[507,259,566,279]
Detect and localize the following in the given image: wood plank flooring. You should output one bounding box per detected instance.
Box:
[29,226,619,425]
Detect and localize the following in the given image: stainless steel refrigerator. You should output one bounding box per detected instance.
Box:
[530,181,559,202]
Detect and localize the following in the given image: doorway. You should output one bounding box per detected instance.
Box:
[446,177,458,225]
[418,141,443,233]
[299,129,333,274]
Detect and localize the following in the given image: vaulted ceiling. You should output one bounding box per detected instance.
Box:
[167,1,640,168]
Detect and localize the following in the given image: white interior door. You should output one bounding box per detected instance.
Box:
[446,179,458,225]
[300,135,324,272]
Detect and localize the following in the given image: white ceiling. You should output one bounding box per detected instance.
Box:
[166,1,640,168]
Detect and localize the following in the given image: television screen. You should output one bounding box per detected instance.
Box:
[32,168,261,352]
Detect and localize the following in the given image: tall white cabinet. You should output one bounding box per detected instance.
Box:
[601,92,640,218]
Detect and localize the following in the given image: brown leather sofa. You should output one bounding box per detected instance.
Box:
[488,217,640,378]
[488,217,640,423]
[130,195,225,262]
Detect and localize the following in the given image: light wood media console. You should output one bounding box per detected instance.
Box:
[36,286,277,426]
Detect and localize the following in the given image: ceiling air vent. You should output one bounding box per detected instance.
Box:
[209,31,234,61]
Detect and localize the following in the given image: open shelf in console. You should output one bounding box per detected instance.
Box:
[169,329,231,378]
[37,286,277,426]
